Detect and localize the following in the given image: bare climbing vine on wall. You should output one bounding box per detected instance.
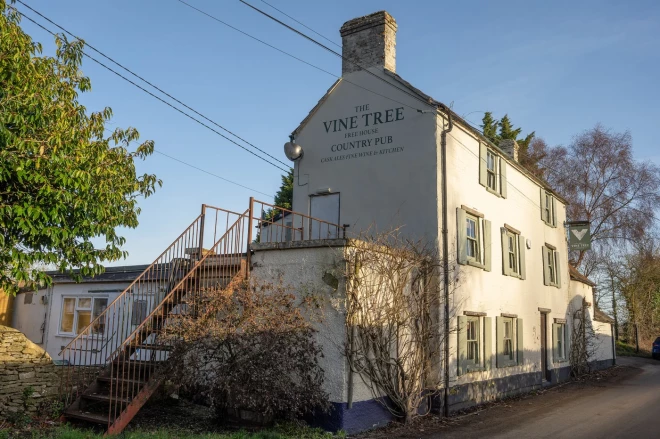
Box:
[340,230,460,423]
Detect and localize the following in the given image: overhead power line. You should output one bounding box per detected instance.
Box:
[259,0,341,48]
[15,1,289,173]
[239,1,660,224]
[154,151,273,197]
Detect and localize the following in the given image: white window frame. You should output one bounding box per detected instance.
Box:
[457,206,491,271]
[543,245,561,288]
[486,150,499,192]
[59,295,109,337]
[458,314,493,374]
[497,315,523,368]
[541,190,557,227]
[502,317,515,361]
[480,144,507,198]
[466,214,481,263]
[502,226,526,279]
[466,316,481,366]
[553,320,568,363]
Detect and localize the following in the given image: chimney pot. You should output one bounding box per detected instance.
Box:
[340,11,397,76]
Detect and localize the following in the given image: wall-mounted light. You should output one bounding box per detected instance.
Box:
[284,138,303,161]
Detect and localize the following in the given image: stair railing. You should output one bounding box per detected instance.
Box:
[59,210,206,405]
[105,208,249,426]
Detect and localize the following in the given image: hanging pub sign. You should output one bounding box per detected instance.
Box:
[567,221,591,251]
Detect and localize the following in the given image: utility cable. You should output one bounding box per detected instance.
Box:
[259,0,341,48]
[252,1,660,223]
[15,1,289,172]
[154,150,273,197]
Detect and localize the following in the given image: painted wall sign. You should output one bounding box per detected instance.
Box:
[568,222,591,250]
[319,103,406,164]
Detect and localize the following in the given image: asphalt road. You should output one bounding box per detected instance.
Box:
[439,357,660,439]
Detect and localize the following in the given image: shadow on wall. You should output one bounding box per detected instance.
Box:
[0,326,59,418]
[442,296,614,413]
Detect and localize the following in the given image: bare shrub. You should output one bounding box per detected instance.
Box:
[161,279,330,424]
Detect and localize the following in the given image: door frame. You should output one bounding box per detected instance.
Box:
[540,310,551,382]
[309,192,341,239]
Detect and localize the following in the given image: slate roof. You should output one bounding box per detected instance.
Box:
[594,306,616,324]
[569,265,596,287]
[46,264,151,284]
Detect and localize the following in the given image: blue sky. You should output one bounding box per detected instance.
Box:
[13,0,660,265]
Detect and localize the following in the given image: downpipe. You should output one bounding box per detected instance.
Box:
[440,108,453,417]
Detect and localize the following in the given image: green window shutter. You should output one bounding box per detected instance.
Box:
[484,317,493,370]
[479,143,488,187]
[457,208,467,265]
[500,159,508,198]
[501,228,510,276]
[516,318,524,365]
[552,323,559,363]
[551,196,557,227]
[542,247,550,286]
[555,252,562,288]
[540,188,545,221]
[496,316,505,367]
[458,316,468,376]
[484,220,492,272]
[518,235,526,280]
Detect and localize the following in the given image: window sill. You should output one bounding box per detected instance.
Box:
[542,221,557,228]
[466,260,486,270]
[497,361,518,368]
[466,365,486,373]
[56,333,106,340]
[485,187,504,198]
[504,273,524,280]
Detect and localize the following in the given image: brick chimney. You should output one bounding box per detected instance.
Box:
[339,11,397,76]
[499,139,520,162]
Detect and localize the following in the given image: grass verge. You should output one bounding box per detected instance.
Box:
[616,340,651,358]
[0,423,345,439]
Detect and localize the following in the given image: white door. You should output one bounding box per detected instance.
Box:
[310,193,340,239]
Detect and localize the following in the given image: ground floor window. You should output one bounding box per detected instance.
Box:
[60,296,108,336]
[458,314,492,375]
[553,321,568,362]
[497,315,523,368]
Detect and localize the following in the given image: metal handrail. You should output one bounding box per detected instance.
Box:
[105,209,249,424]
[58,214,204,356]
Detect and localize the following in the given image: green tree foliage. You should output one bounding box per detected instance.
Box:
[0,2,160,294]
[480,112,541,174]
[273,168,293,211]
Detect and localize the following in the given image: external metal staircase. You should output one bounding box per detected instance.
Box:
[59,199,345,435]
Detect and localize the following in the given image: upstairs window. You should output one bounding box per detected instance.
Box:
[541,190,557,227]
[543,244,562,288]
[466,216,480,261]
[501,226,526,279]
[480,144,507,198]
[457,206,491,271]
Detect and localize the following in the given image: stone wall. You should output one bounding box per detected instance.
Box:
[0,326,59,417]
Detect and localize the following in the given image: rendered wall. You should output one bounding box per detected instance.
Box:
[442,116,574,399]
[292,68,440,243]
